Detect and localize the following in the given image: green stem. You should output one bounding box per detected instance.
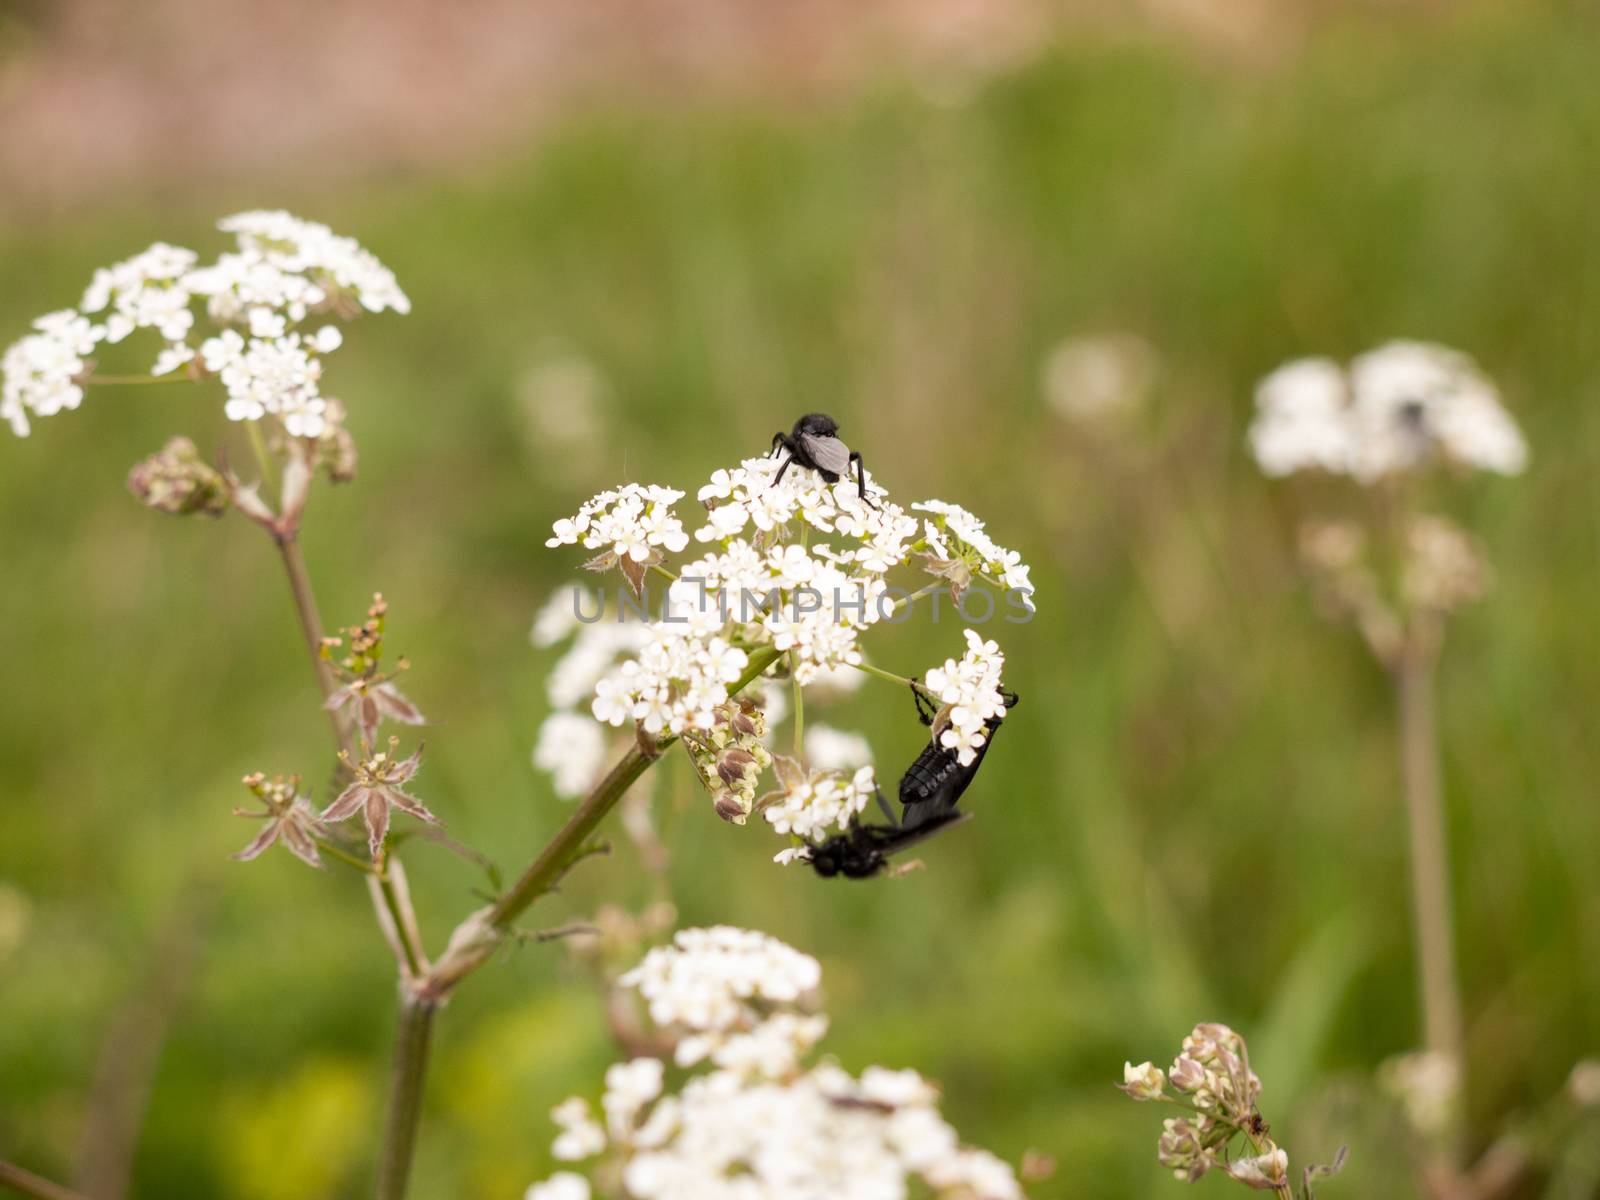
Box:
[372,992,438,1200]
[83,374,192,387]
[482,645,783,938]
[791,655,805,758]
[246,420,281,498]
[316,838,378,874]
[1396,619,1465,1150]
[0,1161,91,1200]
[851,660,937,697]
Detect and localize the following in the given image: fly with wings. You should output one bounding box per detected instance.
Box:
[767,412,1021,880]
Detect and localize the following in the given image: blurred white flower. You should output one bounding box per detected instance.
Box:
[530,926,1024,1200]
[1348,341,1525,479]
[1567,1059,1600,1108]
[526,1173,590,1200]
[4,210,405,439]
[1042,332,1159,422]
[1380,1049,1460,1138]
[2,310,103,436]
[803,725,874,772]
[213,210,410,316]
[1249,342,1527,481]
[533,712,608,799]
[552,1097,607,1161]
[1249,357,1352,476]
[81,242,198,345]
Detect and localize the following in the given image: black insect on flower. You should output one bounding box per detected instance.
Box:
[808,809,971,880]
[809,684,1019,880]
[769,412,876,507]
[896,681,1019,831]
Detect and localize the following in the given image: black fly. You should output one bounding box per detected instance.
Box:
[898,682,1019,830]
[770,412,875,507]
[808,682,1019,880]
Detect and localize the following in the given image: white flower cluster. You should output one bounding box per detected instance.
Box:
[530,588,654,799]
[546,484,691,563]
[619,926,821,1055]
[695,454,917,572]
[763,761,879,847]
[914,500,1035,611]
[529,927,1024,1200]
[923,629,1009,766]
[540,448,1028,844]
[1249,341,1527,481]
[2,311,101,436]
[3,211,407,439]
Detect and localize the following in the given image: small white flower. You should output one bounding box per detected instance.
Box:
[1119,1060,1166,1100]
[551,1096,606,1161]
[1226,1148,1289,1190]
[2,310,104,437]
[533,712,607,798]
[803,725,874,772]
[525,1173,590,1200]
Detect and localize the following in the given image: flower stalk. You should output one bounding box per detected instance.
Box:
[1395,618,1464,1144]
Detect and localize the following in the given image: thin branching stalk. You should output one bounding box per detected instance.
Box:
[1396,617,1465,1135]
[0,1160,92,1200]
[275,536,350,754]
[483,645,784,939]
[365,646,784,1199]
[372,991,439,1200]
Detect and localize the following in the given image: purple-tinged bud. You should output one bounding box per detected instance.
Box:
[127,437,229,517]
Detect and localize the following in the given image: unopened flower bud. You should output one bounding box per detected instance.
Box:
[1226,1147,1289,1190]
[714,794,750,824]
[1118,1060,1165,1100]
[1157,1117,1214,1182]
[127,437,228,517]
[1169,1054,1206,1092]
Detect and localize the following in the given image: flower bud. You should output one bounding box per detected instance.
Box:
[1157,1117,1214,1182]
[1169,1054,1206,1093]
[1118,1060,1165,1100]
[127,437,229,517]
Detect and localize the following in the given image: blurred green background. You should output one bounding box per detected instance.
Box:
[3,1,1599,1196]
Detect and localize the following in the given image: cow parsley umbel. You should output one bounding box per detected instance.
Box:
[2,210,406,443]
[528,926,1027,1200]
[538,439,1031,863]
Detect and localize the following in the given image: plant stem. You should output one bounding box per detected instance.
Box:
[484,646,783,936]
[0,1161,91,1200]
[375,646,784,1197]
[83,374,191,387]
[372,991,438,1200]
[791,656,805,758]
[1396,619,1465,1130]
[851,660,937,697]
[275,537,350,752]
[266,531,427,977]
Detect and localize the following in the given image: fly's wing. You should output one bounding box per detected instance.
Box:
[871,810,972,856]
[799,432,851,477]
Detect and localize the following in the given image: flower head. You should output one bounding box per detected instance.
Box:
[321,737,439,860]
[1249,342,1527,481]
[232,772,327,868]
[921,629,1009,766]
[530,926,1025,1200]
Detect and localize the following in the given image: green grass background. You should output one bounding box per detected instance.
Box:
[2,2,1599,1196]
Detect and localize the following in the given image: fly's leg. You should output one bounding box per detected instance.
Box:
[847,450,878,509]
